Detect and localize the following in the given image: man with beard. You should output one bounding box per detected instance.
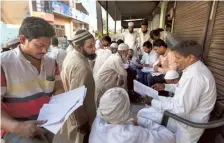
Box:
[121,22,139,57]
[95,43,129,107]
[60,30,96,143]
[138,20,151,56]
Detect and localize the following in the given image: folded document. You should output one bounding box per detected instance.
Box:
[37,86,87,134]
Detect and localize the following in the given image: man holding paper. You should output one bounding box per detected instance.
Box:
[1,17,64,143]
[137,41,158,85]
[146,39,177,86]
[60,30,96,143]
[138,40,217,143]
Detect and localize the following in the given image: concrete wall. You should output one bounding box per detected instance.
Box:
[1,1,29,24]
[151,14,160,30]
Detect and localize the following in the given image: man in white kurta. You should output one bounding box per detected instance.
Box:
[94,43,129,107]
[93,48,112,79]
[138,20,151,55]
[89,87,175,143]
[138,40,217,143]
[47,37,67,72]
[122,22,139,57]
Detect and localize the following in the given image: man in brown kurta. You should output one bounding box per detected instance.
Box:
[59,30,96,143]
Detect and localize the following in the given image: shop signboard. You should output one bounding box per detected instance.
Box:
[52,1,72,17]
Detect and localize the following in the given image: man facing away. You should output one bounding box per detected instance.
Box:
[94,43,129,107]
[60,30,96,143]
[93,36,112,79]
[1,17,64,143]
[47,37,67,72]
[89,87,175,143]
[138,40,217,143]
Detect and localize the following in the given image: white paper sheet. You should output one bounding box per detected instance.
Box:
[133,80,159,100]
[141,67,154,73]
[37,86,87,134]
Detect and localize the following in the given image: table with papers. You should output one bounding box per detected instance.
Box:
[37,86,87,134]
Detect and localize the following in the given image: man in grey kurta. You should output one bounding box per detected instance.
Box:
[60,30,96,143]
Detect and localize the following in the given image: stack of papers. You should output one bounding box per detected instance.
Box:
[133,80,159,100]
[37,86,87,134]
[141,67,154,73]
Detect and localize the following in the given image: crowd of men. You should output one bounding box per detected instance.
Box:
[0,16,217,143]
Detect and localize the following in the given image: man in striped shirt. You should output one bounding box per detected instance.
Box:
[1,17,64,143]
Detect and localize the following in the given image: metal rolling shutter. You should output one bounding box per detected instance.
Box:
[206,2,224,97]
[173,1,209,44]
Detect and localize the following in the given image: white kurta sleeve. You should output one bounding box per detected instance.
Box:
[164,84,176,93]
[140,54,146,64]
[151,77,204,114]
[137,117,175,143]
[112,57,127,77]
[150,51,159,66]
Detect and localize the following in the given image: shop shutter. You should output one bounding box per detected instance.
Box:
[173,1,209,45]
[205,2,224,97]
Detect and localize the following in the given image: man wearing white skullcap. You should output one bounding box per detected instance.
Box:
[110,42,118,54]
[89,87,175,143]
[60,29,96,142]
[121,22,139,57]
[164,70,180,84]
[94,43,129,107]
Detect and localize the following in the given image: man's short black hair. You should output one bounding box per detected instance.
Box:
[156,28,164,32]
[172,40,202,59]
[102,35,111,43]
[19,17,55,41]
[51,37,58,46]
[143,41,152,49]
[117,39,124,45]
[141,20,148,26]
[150,29,160,39]
[153,39,167,48]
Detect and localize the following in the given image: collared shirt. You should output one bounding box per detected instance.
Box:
[157,48,177,74]
[140,50,158,66]
[47,46,67,71]
[1,46,60,134]
[139,30,151,54]
[151,61,217,142]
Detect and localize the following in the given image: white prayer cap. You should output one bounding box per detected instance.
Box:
[110,43,118,49]
[128,22,134,27]
[118,43,129,51]
[164,70,179,80]
[98,87,131,124]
